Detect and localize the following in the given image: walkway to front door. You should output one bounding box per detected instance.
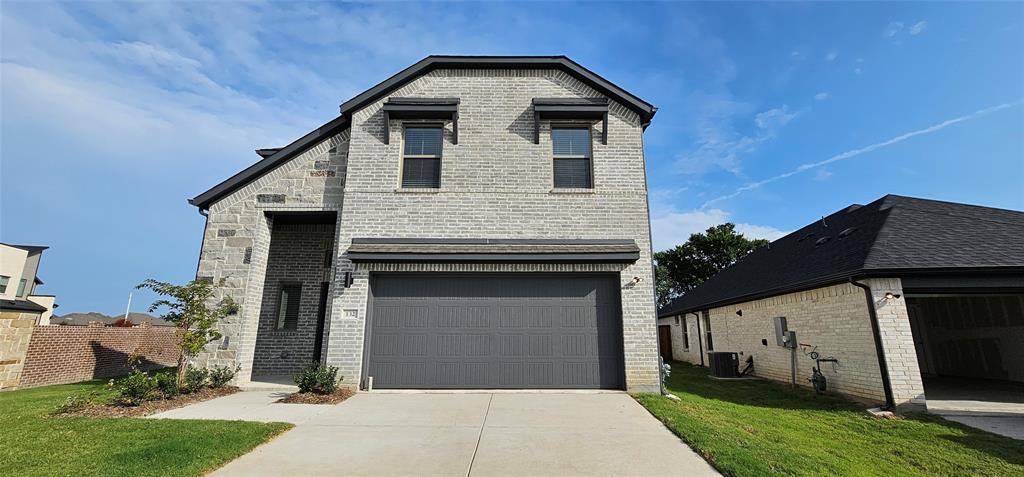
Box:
[150,391,720,476]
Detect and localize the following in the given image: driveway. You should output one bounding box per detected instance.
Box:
[150,391,720,476]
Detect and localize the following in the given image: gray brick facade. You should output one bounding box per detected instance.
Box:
[193,67,660,392]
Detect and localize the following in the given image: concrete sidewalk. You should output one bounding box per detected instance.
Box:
[150,391,720,476]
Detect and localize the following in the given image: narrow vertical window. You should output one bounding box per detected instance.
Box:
[682,316,690,351]
[0,275,9,294]
[551,127,593,188]
[16,279,27,298]
[276,283,302,330]
[703,311,714,351]
[401,126,442,188]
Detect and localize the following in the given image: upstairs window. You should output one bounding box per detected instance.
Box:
[16,279,27,298]
[401,126,442,188]
[552,127,593,189]
[276,283,302,331]
[0,275,9,294]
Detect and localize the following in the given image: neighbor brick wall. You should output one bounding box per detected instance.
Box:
[0,311,38,390]
[194,68,659,392]
[16,325,180,389]
[701,282,888,403]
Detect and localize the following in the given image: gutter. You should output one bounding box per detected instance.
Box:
[850,278,896,411]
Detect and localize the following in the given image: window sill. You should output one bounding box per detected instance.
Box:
[395,188,441,194]
[549,188,595,194]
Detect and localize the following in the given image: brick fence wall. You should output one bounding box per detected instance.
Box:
[15,324,181,389]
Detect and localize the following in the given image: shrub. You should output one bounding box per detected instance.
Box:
[53,392,107,414]
[154,371,180,399]
[294,362,340,395]
[208,365,239,388]
[182,367,210,394]
[114,371,159,406]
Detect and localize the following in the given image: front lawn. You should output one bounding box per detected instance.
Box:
[0,381,292,477]
[635,363,1024,477]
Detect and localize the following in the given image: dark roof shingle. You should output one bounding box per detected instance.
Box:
[659,195,1024,317]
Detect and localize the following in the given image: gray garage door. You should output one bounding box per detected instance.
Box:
[365,273,624,389]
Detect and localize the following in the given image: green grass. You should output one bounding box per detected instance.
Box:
[0,381,292,477]
[634,363,1024,477]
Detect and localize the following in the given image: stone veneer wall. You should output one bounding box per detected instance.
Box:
[193,68,659,392]
[14,324,179,389]
[251,222,335,376]
[0,311,37,390]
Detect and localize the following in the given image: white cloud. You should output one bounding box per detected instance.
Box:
[910,21,928,35]
[814,169,833,181]
[755,106,799,130]
[814,92,831,101]
[702,100,1023,207]
[854,67,864,76]
[825,50,839,62]
[675,100,801,176]
[884,21,904,37]
[650,208,788,252]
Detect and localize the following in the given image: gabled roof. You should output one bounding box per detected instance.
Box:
[658,195,1024,317]
[1,243,48,253]
[190,55,657,210]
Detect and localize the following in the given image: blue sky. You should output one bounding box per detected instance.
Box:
[2,2,1022,315]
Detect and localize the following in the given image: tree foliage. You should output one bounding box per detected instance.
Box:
[136,278,237,386]
[654,223,769,307]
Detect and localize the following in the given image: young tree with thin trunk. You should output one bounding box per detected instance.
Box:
[136,278,237,386]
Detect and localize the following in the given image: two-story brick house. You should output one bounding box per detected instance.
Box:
[188,56,660,392]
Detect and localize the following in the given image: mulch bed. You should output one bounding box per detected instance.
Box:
[58,386,239,418]
[276,388,355,405]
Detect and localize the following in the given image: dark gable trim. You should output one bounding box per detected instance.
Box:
[189,114,350,209]
[0,298,47,313]
[189,56,657,210]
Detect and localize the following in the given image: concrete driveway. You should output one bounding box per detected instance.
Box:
[150,391,719,476]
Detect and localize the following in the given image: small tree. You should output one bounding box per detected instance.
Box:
[654,223,769,307]
[137,278,237,387]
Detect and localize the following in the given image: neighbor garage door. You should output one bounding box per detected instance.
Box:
[365,273,624,389]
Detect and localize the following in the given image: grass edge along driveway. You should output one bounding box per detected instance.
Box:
[634,363,1024,477]
[0,380,292,477]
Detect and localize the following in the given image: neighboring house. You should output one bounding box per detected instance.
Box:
[188,56,661,392]
[0,243,57,325]
[658,195,1024,412]
[50,312,173,327]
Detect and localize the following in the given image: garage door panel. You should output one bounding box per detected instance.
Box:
[366,273,624,389]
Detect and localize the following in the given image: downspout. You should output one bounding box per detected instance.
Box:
[194,208,210,279]
[850,278,896,411]
[691,311,705,367]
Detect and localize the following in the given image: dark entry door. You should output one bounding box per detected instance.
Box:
[365,273,624,389]
[659,325,673,362]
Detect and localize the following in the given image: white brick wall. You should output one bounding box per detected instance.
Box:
[194,68,660,392]
[662,279,929,409]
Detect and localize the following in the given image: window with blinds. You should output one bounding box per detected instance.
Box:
[276,283,302,331]
[402,126,442,188]
[551,127,592,188]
